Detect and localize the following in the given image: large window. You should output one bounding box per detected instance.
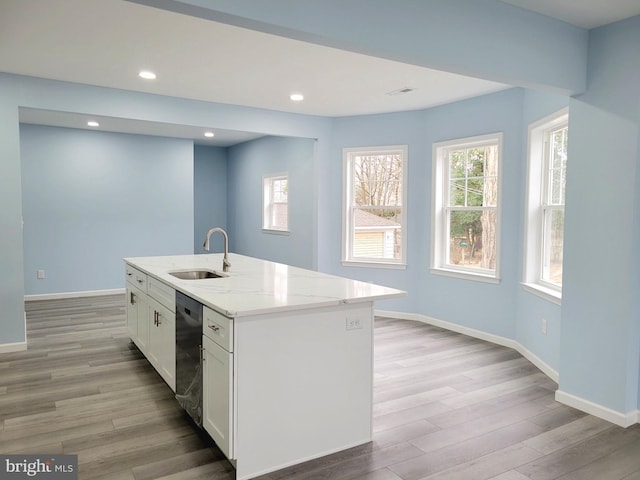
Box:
[263,173,288,233]
[523,109,568,303]
[342,145,407,267]
[432,133,502,282]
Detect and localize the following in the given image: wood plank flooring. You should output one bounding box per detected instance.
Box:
[1,295,639,480]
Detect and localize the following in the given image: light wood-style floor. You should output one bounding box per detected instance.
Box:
[1,295,639,480]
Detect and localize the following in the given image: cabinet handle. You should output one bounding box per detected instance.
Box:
[208,324,220,333]
[137,279,144,284]
[129,291,135,305]
[127,272,133,277]
[153,311,159,326]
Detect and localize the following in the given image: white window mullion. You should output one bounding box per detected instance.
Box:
[432,133,502,282]
[523,108,568,301]
[342,145,407,268]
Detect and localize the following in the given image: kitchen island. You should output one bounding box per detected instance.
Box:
[124,253,406,480]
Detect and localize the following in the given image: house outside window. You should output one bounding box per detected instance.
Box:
[263,173,288,233]
[523,108,568,303]
[431,133,503,282]
[342,145,407,268]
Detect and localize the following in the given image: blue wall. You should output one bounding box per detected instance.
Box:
[194,145,228,254]
[227,136,315,269]
[560,16,640,414]
[0,71,331,347]
[515,89,570,372]
[3,2,640,421]
[148,0,587,94]
[0,97,23,345]
[20,125,194,295]
[325,89,526,337]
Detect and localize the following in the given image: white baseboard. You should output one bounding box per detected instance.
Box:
[555,390,640,428]
[375,309,559,383]
[0,312,28,353]
[24,288,125,302]
[374,310,640,427]
[0,341,27,353]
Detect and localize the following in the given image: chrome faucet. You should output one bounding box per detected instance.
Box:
[203,227,231,272]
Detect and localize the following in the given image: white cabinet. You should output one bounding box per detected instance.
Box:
[125,263,175,392]
[125,267,149,354]
[148,297,176,391]
[202,333,233,459]
[126,285,149,353]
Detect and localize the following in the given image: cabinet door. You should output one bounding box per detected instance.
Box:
[136,292,149,353]
[125,287,138,340]
[126,285,149,354]
[202,335,233,459]
[148,298,176,392]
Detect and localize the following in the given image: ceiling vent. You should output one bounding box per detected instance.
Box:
[386,87,415,96]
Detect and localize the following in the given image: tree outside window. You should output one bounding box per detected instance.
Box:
[523,109,568,303]
[343,146,407,267]
[432,134,502,282]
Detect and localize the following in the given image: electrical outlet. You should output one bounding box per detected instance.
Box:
[346,317,363,331]
[541,318,548,335]
[37,269,45,280]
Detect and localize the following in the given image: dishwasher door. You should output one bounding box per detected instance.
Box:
[175,291,203,426]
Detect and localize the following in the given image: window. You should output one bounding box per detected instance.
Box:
[263,173,288,233]
[432,133,502,282]
[342,145,407,268]
[523,109,568,303]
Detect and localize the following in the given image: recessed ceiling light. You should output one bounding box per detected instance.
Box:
[87,121,99,127]
[204,132,215,138]
[139,70,157,80]
[290,93,304,102]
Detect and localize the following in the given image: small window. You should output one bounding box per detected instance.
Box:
[523,109,568,303]
[342,145,407,268]
[432,133,502,282]
[263,173,288,233]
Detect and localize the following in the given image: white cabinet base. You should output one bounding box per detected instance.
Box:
[232,302,374,480]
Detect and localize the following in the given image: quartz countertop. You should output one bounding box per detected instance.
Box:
[125,253,406,317]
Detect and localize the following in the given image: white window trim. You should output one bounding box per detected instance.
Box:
[342,145,408,269]
[522,108,568,303]
[431,133,503,283]
[262,172,289,234]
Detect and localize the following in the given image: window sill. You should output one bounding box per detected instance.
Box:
[521,282,561,305]
[430,267,500,284]
[262,228,290,236]
[342,260,407,270]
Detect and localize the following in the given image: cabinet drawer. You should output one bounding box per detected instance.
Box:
[125,265,147,292]
[204,306,233,352]
[148,277,175,312]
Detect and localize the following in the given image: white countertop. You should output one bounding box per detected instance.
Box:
[125,253,406,317]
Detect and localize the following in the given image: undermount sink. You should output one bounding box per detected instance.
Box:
[169,269,227,280]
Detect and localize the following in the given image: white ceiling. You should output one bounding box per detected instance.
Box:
[500,0,640,29]
[2,0,638,145]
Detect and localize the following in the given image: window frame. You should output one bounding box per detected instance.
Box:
[431,133,503,283]
[262,172,289,234]
[522,108,568,304]
[342,145,408,269]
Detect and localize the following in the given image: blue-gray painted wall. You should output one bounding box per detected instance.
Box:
[2,3,639,417]
[560,16,640,414]
[20,125,194,295]
[194,145,228,254]
[227,136,315,269]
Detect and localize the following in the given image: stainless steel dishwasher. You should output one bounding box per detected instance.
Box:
[175,291,203,426]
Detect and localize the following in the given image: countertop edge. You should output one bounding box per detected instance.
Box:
[125,254,407,318]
